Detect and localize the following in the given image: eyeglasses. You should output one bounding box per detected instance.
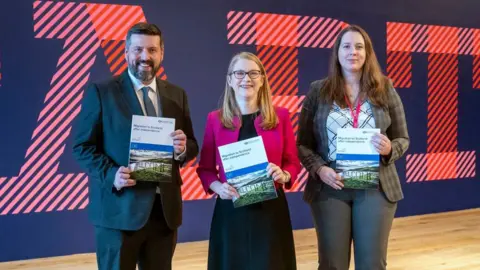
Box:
[230,70,262,79]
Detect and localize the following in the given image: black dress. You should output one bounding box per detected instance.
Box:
[207,112,297,270]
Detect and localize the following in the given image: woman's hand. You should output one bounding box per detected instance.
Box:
[317,166,343,190]
[372,133,392,156]
[209,181,240,200]
[267,163,290,184]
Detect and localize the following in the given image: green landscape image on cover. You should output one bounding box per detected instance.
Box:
[129,149,172,182]
[229,169,277,208]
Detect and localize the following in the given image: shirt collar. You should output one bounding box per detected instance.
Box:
[127,68,157,93]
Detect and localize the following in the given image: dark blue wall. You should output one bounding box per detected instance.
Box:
[0,0,478,262]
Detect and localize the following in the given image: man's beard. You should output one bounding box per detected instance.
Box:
[129,60,159,82]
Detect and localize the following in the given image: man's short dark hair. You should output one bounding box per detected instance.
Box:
[125,22,164,49]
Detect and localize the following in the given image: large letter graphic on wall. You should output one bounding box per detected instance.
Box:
[0,1,173,215]
[227,11,347,191]
[176,12,350,200]
[386,23,477,182]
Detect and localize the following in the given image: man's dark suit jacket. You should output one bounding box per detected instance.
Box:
[72,71,198,231]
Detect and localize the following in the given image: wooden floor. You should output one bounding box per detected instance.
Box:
[1,208,479,270]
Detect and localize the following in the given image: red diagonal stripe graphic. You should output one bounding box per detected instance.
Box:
[86,4,145,41]
[427,74,457,118]
[461,153,475,178]
[33,1,44,9]
[34,56,96,142]
[1,144,67,215]
[46,4,84,39]
[0,177,18,208]
[264,15,298,46]
[458,28,474,55]
[227,11,235,22]
[37,52,97,124]
[239,17,257,45]
[279,72,299,98]
[46,173,83,212]
[103,40,121,55]
[106,7,140,41]
[395,25,413,53]
[34,1,64,32]
[387,22,406,52]
[106,42,124,65]
[36,2,76,39]
[314,19,337,48]
[279,17,300,47]
[298,17,323,47]
[58,5,89,40]
[56,20,97,79]
[438,27,459,55]
[261,46,286,69]
[428,93,457,142]
[474,56,480,88]
[105,6,143,41]
[321,20,345,48]
[93,5,126,39]
[296,16,315,44]
[305,18,329,47]
[58,176,88,211]
[113,7,146,41]
[387,23,412,52]
[79,198,89,210]
[407,154,427,182]
[15,105,81,213]
[405,154,416,181]
[11,163,59,214]
[388,51,411,81]
[431,117,458,153]
[456,152,468,178]
[110,53,126,74]
[267,48,297,89]
[6,121,77,213]
[435,153,457,180]
[230,13,255,44]
[227,12,250,39]
[227,11,243,30]
[258,14,285,45]
[412,25,428,52]
[69,184,88,210]
[395,59,413,88]
[33,173,71,212]
[457,151,473,178]
[271,60,298,96]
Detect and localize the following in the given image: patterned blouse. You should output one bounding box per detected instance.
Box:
[326,100,376,161]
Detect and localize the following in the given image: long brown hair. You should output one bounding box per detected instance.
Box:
[321,25,390,108]
[219,52,278,130]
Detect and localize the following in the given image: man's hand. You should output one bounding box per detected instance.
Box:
[114,166,136,190]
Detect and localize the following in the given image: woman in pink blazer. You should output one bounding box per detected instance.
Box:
[196,52,301,270]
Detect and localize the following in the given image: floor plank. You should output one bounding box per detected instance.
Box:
[1,208,479,270]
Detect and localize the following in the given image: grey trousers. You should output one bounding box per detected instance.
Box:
[309,185,397,270]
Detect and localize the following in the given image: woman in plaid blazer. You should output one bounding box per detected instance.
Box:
[297,25,409,270]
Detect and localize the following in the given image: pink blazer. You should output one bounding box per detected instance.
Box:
[196,107,301,194]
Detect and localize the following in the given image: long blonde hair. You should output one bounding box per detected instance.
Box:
[219,52,278,130]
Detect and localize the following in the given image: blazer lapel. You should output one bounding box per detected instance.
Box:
[119,71,144,116]
[369,103,384,133]
[218,117,240,146]
[156,78,168,118]
[318,101,331,161]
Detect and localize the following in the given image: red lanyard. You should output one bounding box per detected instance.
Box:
[345,95,361,128]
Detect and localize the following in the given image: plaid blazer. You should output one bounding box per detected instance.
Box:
[297,80,409,203]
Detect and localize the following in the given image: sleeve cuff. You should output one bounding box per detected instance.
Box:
[174,148,187,161]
